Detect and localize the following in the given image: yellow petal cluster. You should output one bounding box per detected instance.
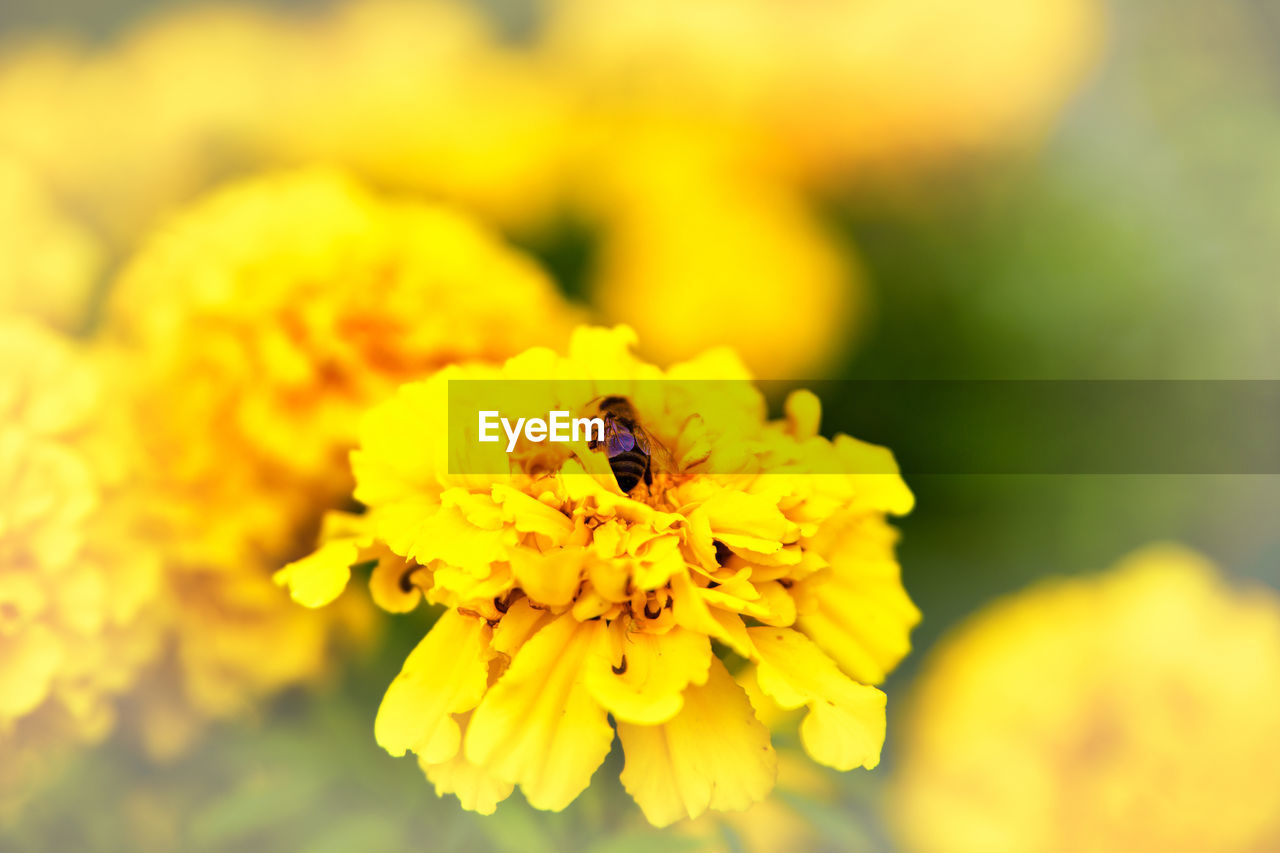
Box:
[544,0,1103,180]
[99,169,573,753]
[0,315,162,802]
[0,0,1103,380]
[575,126,860,378]
[279,325,918,825]
[0,157,103,332]
[891,545,1280,853]
[0,0,1102,230]
[542,0,1096,373]
[0,1,564,242]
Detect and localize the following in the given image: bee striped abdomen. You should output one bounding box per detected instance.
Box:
[609,451,649,493]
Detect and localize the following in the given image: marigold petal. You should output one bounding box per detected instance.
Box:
[797,571,920,684]
[750,580,798,627]
[432,560,513,605]
[490,598,553,660]
[799,686,886,773]
[617,658,777,827]
[586,555,631,602]
[274,539,359,608]
[694,490,792,545]
[464,614,613,811]
[630,533,686,590]
[406,503,513,569]
[492,484,575,543]
[784,389,823,440]
[708,609,758,659]
[792,517,919,683]
[0,624,62,719]
[420,727,516,816]
[440,489,506,530]
[375,611,493,764]
[748,627,886,771]
[571,589,616,621]
[834,435,916,515]
[585,624,712,724]
[369,555,426,613]
[669,570,725,635]
[508,547,584,608]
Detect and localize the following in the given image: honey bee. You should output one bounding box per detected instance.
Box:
[586,396,673,494]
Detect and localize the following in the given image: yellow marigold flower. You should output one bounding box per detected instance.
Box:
[543,0,1102,179]
[278,325,917,825]
[890,545,1280,853]
[0,157,103,332]
[0,315,162,803]
[101,169,573,753]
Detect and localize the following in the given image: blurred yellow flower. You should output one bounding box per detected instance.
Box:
[0,7,278,246]
[0,0,1103,384]
[0,158,103,332]
[256,0,570,230]
[890,545,1280,853]
[577,123,861,378]
[100,169,574,754]
[278,325,918,825]
[543,0,1103,180]
[0,1,566,244]
[0,315,162,803]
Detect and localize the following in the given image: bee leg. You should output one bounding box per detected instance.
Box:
[643,459,653,487]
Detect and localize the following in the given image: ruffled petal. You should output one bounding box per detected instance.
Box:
[375,611,493,764]
[794,517,920,683]
[274,539,359,608]
[368,553,427,613]
[464,614,614,811]
[420,718,516,816]
[617,657,777,827]
[584,624,712,724]
[508,547,586,608]
[748,627,886,771]
[0,624,62,719]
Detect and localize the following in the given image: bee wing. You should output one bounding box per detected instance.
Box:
[606,426,636,455]
[633,425,677,475]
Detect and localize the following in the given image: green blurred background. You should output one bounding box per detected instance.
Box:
[2,1,1278,850]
